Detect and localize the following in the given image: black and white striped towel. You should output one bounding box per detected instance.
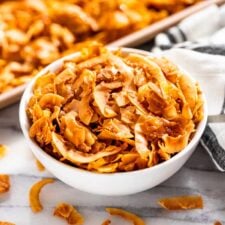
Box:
[153,4,225,52]
[150,4,225,171]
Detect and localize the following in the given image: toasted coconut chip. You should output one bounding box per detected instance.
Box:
[51,106,61,123]
[39,93,64,109]
[128,54,169,97]
[26,0,47,12]
[76,56,107,71]
[163,103,179,120]
[127,91,148,115]
[27,20,45,39]
[101,81,123,90]
[159,121,195,154]
[62,112,96,149]
[138,81,169,116]
[78,94,94,125]
[50,23,75,48]
[28,103,43,122]
[54,202,84,225]
[166,78,194,120]
[98,129,135,146]
[97,163,119,173]
[63,99,80,113]
[0,174,10,193]
[133,67,148,87]
[73,69,96,95]
[0,144,7,159]
[101,219,111,225]
[119,160,136,171]
[102,119,133,139]
[112,91,129,107]
[158,195,203,210]
[0,222,15,225]
[134,123,150,159]
[29,117,53,146]
[93,83,117,118]
[34,72,56,95]
[52,132,122,164]
[68,208,84,225]
[109,54,134,88]
[148,150,159,167]
[29,178,54,213]
[106,208,145,225]
[138,114,176,141]
[50,2,98,32]
[87,158,107,170]
[55,67,76,85]
[121,153,139,165]
[120,106,138,125]
[54,202,73,218]
[178,74,198,111]
[138,81,162,102]
[35,159,45,172]
[158,149,170,161]
[135,157,148,170]
[151,57,180,83]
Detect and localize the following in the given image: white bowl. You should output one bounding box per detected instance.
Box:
[19,48,207,196]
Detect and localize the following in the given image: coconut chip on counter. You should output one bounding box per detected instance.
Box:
[105,208,145,225]
[0,222,15,225]
[35,159,45,172]
[158,195,203,210]
[54,202,84,225]
[29,178,54,213]
[0,174,10,193]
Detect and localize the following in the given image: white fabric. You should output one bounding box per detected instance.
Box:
[179,5,220,41]
[154,4,225,48]
[219,4,225,27]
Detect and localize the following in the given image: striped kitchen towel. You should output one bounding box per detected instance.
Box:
[150,4,225,171]
[153,4,225,52]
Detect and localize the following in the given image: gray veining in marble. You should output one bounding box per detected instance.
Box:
[0,103,225,225]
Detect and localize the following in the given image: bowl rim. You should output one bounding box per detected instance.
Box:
[19,47,208,177]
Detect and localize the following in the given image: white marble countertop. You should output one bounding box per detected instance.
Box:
[0,103,225,225]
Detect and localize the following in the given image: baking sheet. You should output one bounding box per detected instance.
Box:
[0,0,224,109]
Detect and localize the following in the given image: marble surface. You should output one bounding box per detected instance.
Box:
[0,103,225,225]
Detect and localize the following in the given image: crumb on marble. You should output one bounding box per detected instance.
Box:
[0,174,10,193]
